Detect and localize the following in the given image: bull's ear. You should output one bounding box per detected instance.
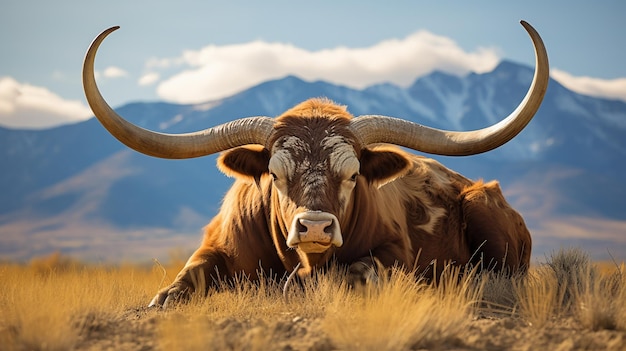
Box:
[217,145,270,183]
[360,146,411,187]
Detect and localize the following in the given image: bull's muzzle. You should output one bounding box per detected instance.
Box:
[287,211,343,253]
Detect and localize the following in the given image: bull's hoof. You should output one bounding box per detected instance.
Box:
[347,261,379,287]
[148,284,192,309]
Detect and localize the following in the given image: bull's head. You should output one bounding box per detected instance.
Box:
[215,101,414,269]
[82,21,548,269]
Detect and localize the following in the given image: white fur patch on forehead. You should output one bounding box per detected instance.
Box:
[269,149,295,180]
[322,135,359,176]
[281,136,310,154]
[270,136,309,181]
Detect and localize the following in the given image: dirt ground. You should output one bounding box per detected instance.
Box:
[71,306,626,351]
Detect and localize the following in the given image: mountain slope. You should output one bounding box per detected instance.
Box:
[2,61,625,261]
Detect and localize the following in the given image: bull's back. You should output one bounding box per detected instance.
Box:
[376,155,474,275]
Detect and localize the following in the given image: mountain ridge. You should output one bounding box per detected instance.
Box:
[2,60,625,262]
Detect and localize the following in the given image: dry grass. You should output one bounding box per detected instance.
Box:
[323,265,482,350]
[1,248,625,350]
[514,265,563,327]
[0,262,149,350]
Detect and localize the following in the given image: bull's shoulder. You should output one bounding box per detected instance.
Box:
[392,154,472,192]
[219,176,273,222]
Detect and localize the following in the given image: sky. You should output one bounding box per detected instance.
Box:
[1,0,625,129]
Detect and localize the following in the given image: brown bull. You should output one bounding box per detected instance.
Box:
[82,21,548,308]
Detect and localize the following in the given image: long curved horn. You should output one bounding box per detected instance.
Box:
[349,20,549,156]
[82,26,274,159]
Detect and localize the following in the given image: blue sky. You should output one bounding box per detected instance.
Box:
[1,0,625,128]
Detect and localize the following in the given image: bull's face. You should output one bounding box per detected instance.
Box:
[217,103,411,267]
[269,118,361,255]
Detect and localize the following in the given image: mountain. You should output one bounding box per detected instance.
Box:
[2,60,625,262]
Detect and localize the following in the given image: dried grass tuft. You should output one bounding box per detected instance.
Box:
[323,265,482,350]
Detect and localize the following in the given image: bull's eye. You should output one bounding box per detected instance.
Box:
[270,172,278,181]
[350,173,359,182]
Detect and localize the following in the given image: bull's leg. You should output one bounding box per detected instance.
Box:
[149,250,230,308]
[346,240,412,286]
[347,257,381,285]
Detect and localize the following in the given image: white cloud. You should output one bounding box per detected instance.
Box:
[0,77,92,129]
[138,72,160,86]
[93,66,129,80]
[151,31,501,104]
[103,66,128,79]
[552,69,626,102]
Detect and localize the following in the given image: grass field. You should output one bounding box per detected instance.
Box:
[1,248,625,350]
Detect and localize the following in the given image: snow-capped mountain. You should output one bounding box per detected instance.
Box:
[2,60,625,262]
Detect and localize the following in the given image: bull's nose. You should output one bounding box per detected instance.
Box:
[298,218,333,242]
[287,211,343,250]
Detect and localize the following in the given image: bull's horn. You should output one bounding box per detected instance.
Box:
[82,26,274,159]
[349,20,549,156]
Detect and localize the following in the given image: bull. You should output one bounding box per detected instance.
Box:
[82,21,548,307]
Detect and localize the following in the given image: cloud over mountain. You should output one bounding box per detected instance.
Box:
[0,77,92,129]
[551,69,626,102]
[146,31,626,105]
[2,29,626,130]
[149,30,501,104]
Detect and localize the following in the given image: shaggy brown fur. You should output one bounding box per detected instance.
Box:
[149,99,531,307]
